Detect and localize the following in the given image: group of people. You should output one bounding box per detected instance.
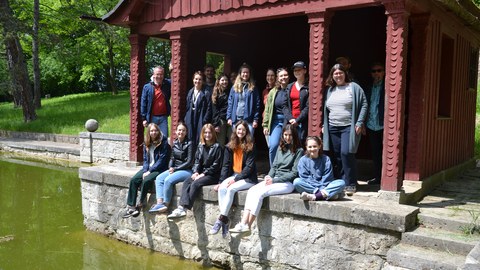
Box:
[123,58,386,236]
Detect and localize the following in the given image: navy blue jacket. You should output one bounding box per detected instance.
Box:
[141,80,171,123]
[142,135,171,173]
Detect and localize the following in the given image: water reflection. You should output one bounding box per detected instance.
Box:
[0,153,215,270]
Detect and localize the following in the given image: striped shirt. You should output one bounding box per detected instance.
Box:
[326,84,353,127]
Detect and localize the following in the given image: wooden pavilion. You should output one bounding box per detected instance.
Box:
[102,0,480,193]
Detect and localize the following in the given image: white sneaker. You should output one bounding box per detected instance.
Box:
[230,223,250,233]
[167,208,186,218]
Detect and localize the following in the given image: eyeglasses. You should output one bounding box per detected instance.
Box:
[371,69,383,73]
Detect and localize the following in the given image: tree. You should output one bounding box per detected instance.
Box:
[32,0,40,108]
[0,0,37,121]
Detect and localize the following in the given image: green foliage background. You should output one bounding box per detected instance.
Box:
[0,0,171,101]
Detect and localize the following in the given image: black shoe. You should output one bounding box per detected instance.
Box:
[367,179,381,185]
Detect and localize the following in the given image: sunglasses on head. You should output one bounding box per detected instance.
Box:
[371,69,383,73]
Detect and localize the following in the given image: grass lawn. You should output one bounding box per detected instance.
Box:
[0,92,130,135]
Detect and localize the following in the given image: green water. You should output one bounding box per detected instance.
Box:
[0,154,214,270]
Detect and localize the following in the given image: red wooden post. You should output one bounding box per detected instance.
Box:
[128,34,148,162]
[169,30,190,142]
[381,0,410,191]
[307,10,332,138]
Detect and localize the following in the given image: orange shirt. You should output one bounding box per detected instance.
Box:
[152,85,167,116]
[233,147,243,174]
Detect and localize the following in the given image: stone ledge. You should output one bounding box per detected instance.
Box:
[0,138,80,155]
[0,130,78,144]
[79,132,129,142]
[80,165,419,233]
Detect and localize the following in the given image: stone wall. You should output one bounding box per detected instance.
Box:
[79,132,129,163]
[80,165,419,270]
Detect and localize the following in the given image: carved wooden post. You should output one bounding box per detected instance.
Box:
[307,10,332,137]
[382,1,409,191]
[128,34,148,162]
[169,30,190,142]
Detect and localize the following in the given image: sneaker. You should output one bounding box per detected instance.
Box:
[345,186,356,196]
[149,203,167,213]
[209,220,222,235]
[167,208,186,219]
[122,207,140,218]
[229,223,250,233]
[221,222,229,238]
[300,192,316,201]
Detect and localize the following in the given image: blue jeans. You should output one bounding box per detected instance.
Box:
[150,115,169,138]
[155,169,192,204]
[293,178,346,200]
[268,114,284,165]
[329,125,357,187]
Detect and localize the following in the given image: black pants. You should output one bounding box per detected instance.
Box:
[179,175,217,210]
[367,128,383,182]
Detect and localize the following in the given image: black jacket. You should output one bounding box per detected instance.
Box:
[212,90,230,127]
[192,143,223,176]
[220,146,258,184]
[169,139,194,171]
[283,82,309,125]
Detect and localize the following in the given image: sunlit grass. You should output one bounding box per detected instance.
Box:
[0,92,130,135]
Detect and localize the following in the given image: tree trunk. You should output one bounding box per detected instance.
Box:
[107,37,118,95]
[33,0,41,108]
[0,0,37,122]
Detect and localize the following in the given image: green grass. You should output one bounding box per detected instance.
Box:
[0,92,130,135]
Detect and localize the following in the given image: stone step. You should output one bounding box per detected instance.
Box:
[402,227,480,256]
[387,243,466,270]
[418,212,475,233]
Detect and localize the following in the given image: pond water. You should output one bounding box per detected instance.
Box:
[0,154,215,270]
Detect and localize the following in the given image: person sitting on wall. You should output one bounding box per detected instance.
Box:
[229,124,303,233]
[167,123,223,218]
[141,66,171,138]
[294,136,346,201]
[210,120,258,238]
[149,122,194,214]
[122,123,171,218]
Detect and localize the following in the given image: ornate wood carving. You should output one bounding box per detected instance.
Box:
[381,0,409,191]
[169,30,190,143]
[128,34,148,162]
[307,10,332,137]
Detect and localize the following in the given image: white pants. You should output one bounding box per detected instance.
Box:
[218,177,254,216]
[244,181,294,216]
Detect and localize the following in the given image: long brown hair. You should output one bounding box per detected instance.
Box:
[279,123,301,153]
[227,120,254,152]
[145,123,162,148]
[199,123,217,146]
[212,74,229,104]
